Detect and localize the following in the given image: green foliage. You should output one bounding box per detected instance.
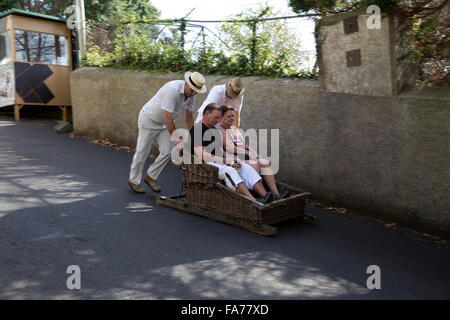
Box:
[84,6,317,80]
[0,0,71,16]
[287,0,399,15]
[216,7,307,77]
[410,14,450,85]
[364,0,399,12]
[288,0,346,15]
[0,0,158,23]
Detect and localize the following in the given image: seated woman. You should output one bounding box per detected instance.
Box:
[215,105,289,201]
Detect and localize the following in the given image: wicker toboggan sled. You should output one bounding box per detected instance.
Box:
[156,162,315,236]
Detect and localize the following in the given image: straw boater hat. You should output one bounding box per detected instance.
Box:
[184,71,207,93]
[226,78,244,98]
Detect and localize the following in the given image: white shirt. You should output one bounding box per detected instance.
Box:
[195,84,243,123]
[141,80,196,125]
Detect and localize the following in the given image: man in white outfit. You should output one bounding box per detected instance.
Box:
[128,71,207,194]
[195,78,244,127]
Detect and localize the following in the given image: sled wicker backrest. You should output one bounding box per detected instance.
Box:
[181,162,221,186]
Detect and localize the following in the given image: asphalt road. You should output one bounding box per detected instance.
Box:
[0,116,449,300]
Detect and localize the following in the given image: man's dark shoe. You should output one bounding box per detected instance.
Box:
[144,175,161,193]
[128,180,146,194]
[257,191,272,204]
[272,190,290,201]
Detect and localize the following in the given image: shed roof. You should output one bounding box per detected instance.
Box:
[0,8,66,23]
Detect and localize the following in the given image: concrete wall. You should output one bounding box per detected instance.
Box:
[71,67,450,237]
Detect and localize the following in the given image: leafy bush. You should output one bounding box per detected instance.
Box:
[83,7,318,80]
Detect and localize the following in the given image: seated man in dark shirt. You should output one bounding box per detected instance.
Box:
[187,103,272,203]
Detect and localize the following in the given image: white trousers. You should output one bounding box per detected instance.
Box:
[208,163,261,191]
[129,112,172,185]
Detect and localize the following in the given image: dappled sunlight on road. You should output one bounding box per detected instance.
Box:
[148,252,369,299]
[0,145,109,216]
[1,278,78,299]
[126,202,155,213]
[90,252,370,299]
[1,279,42,299]
[0,120,16,128]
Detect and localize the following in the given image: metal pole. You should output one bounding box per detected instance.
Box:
[79,0,86,60]
[250,21,256,72]
[75,0,86,60]
[202,26,205,53]
[180,19,186,57]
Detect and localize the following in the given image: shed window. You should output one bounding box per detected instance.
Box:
[14,30,68,66]
[0,31,11,64]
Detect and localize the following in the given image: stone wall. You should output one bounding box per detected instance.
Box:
[71,67,450,238]
[318,9,416,96]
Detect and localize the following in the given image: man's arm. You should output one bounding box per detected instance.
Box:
[185,110,194,130]
[194,145,240,166]
[194,146,227,164]
[160,87,178,135]
[233,110,240,128]
[163,110,176,135]
[163,110,181,146]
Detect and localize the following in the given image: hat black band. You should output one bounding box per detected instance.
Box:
[228,82,239,95]
[189,76,202,90]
